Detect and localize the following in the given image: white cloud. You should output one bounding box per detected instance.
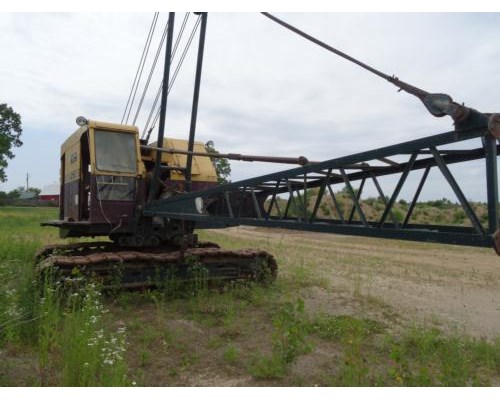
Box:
[1,12,498,202]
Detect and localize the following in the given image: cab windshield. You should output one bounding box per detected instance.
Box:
[94,130,137,173]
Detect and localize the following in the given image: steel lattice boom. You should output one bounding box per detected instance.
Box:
[145,123,499,253]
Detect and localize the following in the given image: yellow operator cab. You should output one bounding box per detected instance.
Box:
[59,119,144,223]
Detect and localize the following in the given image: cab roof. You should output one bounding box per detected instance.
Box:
[61,119,139,153]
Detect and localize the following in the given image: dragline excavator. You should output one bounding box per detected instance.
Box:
[37,13,500,288]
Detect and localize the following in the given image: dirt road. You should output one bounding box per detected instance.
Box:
[210,226,500,339]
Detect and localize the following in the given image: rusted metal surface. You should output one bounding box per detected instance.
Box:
[35,240,220,261]
[35,241,113,260]
[36,241,277,287]
[42,248,271,266]
[141,144,310,165]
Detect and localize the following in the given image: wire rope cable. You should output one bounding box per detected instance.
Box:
[143,13,200,139]
[144,15,202,142]
[132,19,169,126]
[261,12,392,82]
[134,13,191,128]
[123,12,159,124]
[121,12,159,124]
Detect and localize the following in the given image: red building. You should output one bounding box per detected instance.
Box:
[39,183,59,203]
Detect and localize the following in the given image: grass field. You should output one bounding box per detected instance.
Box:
[0,206,499,386]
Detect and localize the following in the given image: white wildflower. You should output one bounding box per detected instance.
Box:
[7,305,21,318]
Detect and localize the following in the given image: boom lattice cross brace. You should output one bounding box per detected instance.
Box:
[145,126,500,252]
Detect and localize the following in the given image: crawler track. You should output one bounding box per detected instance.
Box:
[35,241,277,288]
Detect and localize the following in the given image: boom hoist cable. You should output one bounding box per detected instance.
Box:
[261,12,472,124]
[121,12,159,124]
[132,19,170,126]
[144,14,202,142]
[134,13,191,127]
[141,13,194,139]
[171,13,192,66]
[125,14,159,124]
[145,15,202,140]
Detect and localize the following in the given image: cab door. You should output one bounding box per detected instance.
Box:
[62,142,81,221]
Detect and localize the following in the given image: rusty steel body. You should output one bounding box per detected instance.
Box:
[36,241,277,288]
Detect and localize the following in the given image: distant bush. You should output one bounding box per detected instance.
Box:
[364,197,376,206]
[392,209,404,223]
[291,190,485,226]
[320,203,331,216]
[452,209,466,224]
[425,198,453,209]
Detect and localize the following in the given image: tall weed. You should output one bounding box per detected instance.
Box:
[249,298,313,378]
[60,283,128,386]
[36,268,62,385]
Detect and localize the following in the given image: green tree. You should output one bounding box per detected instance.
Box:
[0,103,23,182]
[205,141,231,184]
[0,191,8,205]
[9,188,21,199]
[28,187,41,196]
[0,189,20,205]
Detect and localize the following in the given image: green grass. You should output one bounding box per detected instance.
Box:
[308,314,385,341]
[223,343,239,365]
[249,298,313,379]
[60,283,128,386]
[0,206,499,386]
[384,328,500,386]
[0,207,58,349]
[0,207,130,386]
[306,315,499,386]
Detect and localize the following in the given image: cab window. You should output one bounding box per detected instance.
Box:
[94,130,137,173]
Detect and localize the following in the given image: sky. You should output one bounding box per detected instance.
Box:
[1,10,499,201]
